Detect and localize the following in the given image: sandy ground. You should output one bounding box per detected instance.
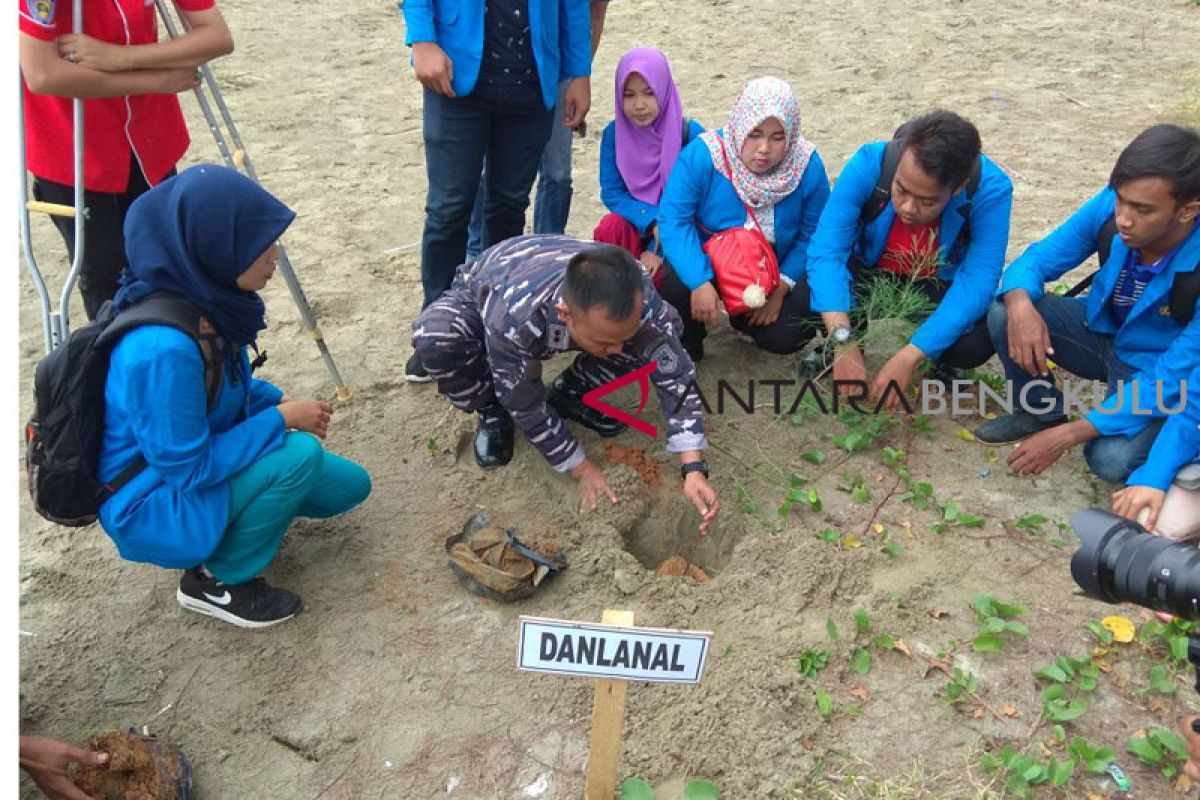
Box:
[17,0,1200,797]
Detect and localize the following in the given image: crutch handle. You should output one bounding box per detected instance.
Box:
[26,200,78,218]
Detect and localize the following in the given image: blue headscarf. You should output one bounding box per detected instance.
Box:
[116,164,296,348]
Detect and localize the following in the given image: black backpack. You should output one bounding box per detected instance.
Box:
[1063,214,1200,326]
[860,123,983,264]
[25,293,225,527]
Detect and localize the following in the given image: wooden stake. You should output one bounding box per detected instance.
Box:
[584,609,635,800]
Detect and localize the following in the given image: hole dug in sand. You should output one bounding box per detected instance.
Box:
[621,500,740,584]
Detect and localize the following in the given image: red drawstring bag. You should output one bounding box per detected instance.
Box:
[701,140,780,316]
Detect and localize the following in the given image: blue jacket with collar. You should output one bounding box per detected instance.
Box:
[402,0,592,110]
[599,118,706,236]
[1127,364,1200,491]
[805,141,1013,358]
[998,188,1200,437]
[97,326,287,568]
[657,132,831,291]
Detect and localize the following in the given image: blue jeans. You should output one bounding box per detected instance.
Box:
[420,87,554,308]
[987,295,1164,482]
[467,80,572,259]
[204,433,371,584]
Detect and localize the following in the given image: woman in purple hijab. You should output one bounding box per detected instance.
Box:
[594,47,704,286]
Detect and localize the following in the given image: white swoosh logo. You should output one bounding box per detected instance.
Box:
[203,590,232,606]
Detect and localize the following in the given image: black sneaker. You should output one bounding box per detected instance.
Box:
[974,411,1067,446]
[405,352,431,383]
[927,361,965,388]
[474,403,515,469]
[177,568,302,629]
[547,371,627,437]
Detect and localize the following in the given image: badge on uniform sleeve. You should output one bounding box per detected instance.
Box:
[650,339,682,377]
[27,0,55,26]
[548,324,570,351]
[1160,305,1172,317]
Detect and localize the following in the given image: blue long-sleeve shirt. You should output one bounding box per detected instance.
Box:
[98,326,286,568]
[658,132,831,291]
[805,141,1014,358]
[599,118,706,236]
[401,0,591,110]
[999,188,1200,437]
[1127,365,1200,491]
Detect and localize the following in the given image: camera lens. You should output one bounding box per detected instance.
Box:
[1070,508,1200,620]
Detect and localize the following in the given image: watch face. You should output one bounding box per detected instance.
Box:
[833,326,852,343]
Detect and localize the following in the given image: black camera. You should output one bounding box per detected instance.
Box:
[1070,508,1200,691]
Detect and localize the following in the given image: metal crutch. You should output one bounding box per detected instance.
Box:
[155,0,352,401]
[18,0,87,355]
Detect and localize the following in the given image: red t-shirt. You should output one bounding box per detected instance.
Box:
[876,216,941,279]
[19,0,214,192]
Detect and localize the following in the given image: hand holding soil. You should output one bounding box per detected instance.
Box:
[20,736,108,800]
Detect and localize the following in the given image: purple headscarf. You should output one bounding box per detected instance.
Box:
[614,47,685,205]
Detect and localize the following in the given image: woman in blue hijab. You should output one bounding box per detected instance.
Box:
[98,165,371,628]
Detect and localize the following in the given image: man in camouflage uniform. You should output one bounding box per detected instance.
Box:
[412,235,720,530]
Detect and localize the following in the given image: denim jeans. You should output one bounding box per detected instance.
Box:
[467,79,572,260]
[420,87,554,307]
[986,294,1164,482]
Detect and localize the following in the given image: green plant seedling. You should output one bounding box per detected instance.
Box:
[620,778,655,800]
[849,647,871,676]
[815,528,840,546]
[1083,620,1114,645]
[1067,736,1116,774]
[1147,664,1177,696]
[970,595,1029,652]
[942,667,977,705]
[794,649,829,679]
[1126,727,1188,778]
[853,608,871,635]
[814,687,834,721]
[800,448,825,465]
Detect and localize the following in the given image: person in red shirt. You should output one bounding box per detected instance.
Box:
[19,0,234,319]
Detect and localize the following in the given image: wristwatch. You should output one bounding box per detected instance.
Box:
[831,325,854,345]
[681,460,710,480]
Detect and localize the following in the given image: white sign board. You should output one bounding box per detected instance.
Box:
[517,616,711,684]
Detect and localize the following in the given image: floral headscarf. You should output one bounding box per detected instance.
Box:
[700,76,815,209]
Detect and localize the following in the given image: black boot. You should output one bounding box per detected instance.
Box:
[474,403,514,468]
[547,370,627,438]
[680,322,706,363]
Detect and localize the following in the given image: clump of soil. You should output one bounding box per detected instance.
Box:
[72,730,187,800]
[602,442,662,488]
[654,555,711,584]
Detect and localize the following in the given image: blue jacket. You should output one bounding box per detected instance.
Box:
[98,326,287,568]
[658,132,832,291]
[599,118,706,236]
[1127,365,1200,491]
[402,0,591,110]
[805,141,1014,358]
[999,188,1200,437]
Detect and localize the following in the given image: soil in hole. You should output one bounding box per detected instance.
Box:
[621,496,741,582]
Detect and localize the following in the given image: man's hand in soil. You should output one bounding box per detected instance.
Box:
[412,41,454,96]
[1004,290,1054,376]
[1008,419,1097,476]
[682,472,720,535]
[832,344,868,395]
[872,345,924,411]
[571,459,617,513]
[20,735,108,800]
[1181,716,1200,781]
[1112,484,1167,532]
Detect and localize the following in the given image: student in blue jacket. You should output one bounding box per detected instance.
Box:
[402,0,592,383]
[99,166,371,629]
[977,124,1200,485]
[805,110,1013,403]
[593,47,703,280]
[1112,364,1200,541]
[657,77,831,359]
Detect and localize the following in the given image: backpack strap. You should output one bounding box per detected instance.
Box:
[97,292,228,497]
[1066,213,1198,326]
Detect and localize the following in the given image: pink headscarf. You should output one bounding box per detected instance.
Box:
[701,76,815,209]
[614,48,686,204]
